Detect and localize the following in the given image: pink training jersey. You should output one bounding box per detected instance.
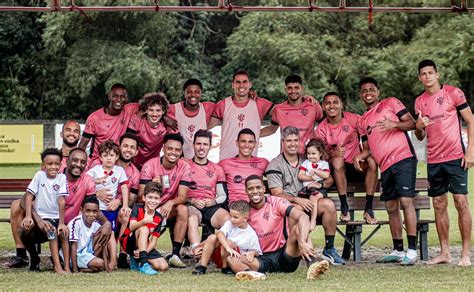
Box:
[127,114,167,169]
[59,156,68,173]
[187,159,226,201]
[140,157,192,205]
[218,157,269,204]
[64,173,96,224]
[358,98,416,172]
[415,85,468,164]
[315,112,361,164]
[248,196,292,253]
[168,102,215,159]
[272,100,323,154]
[83,103,139,161]
[117,162,141,200]
[213,97,273,160]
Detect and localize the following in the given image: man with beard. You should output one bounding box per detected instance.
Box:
[227,175,330,280]
[59,120,81,172]
[167,79,216,159]
[5,148,112,268]
[138,133,191,268]
[186,129,230,252]
[265,126,344,265]
[78,83,139,167]
[260,75,323,154]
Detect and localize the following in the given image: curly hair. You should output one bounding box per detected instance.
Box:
[139,92,169,118]
[305,138,329,161]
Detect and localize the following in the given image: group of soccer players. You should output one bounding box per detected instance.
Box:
[4,59,472,279]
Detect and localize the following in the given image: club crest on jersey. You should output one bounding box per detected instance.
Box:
[300,107,309,116]
[436,96,444,105]
[188,125,196,134]
[237,113,245,122]
[342,125,350,133]
[263,211,270,220]
[120,118,125,125]
[53,184,60,191]
[250,162,258,168]
[366,125,376,135]
[206,170,214,178]
[111,177,117,184]
[233,175,243,183]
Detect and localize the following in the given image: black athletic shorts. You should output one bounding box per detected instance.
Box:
[200,204,223,228]
[122,232,162,260]
[257,246,300,273]
[428,158,468,196]
[31,218,59,243]
[380,157,417,201]
[345,162,366,183]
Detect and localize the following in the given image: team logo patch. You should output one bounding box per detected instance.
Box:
[189,181,197,190]
[111,177,117,184]
[206,170,214,178]
[263,211,270,220]
[250,162,258,169]
[41,183,45,187]
[300,108,308,116]
[342,125,350,133]
[233,175,243,183]
[120,118,125,125]
[188,125,196,134]
[237,113,245,122]
[436,96,444,105]
[53,184,60,191]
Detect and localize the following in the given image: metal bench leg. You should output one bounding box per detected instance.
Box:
[352,225,363,262]
[342,209,355,260]
[418,223,429,261]
[36,243,41,254]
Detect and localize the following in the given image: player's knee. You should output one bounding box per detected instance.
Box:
[319,198,336,212]
[176,204,189,217]
[366,156,377,171]
[331,157,345,171]
[399,198,415,211]
[454,196,469,212]
[137,226,150,236]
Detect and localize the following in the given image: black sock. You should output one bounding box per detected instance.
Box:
[139,251,148,267]
[365,195,374,211]
[325,235,335,250]
[339,194,349,212]
[407,235,417,250]
[118,253,127,261]
[393,239,404,252]
[16,248,27,259]
[172,241,183,256]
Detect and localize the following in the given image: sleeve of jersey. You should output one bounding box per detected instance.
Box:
[218,220,231,236]
[58,176,69,197]
[151,215,164,238]
[357,120,368,142]
[388,98,408,118]
[82,115,96,138]
[212,100,225,120]
[313,102,323,121]
[256,98,274,120]
[265,163,283,189]
[139,162,153,185]
[117,167,128,185]
[127,115,139,132]
[299,160,309,172]
[216,164,226,183]
[130,204,139,221]
[452,88,469,110]
[320,161,330,171]
[167,104,176,119]
[178,163,192,186]
[26,171,40,196]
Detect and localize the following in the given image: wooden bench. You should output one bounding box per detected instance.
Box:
[0,179,29,223]
[326,178,434,262]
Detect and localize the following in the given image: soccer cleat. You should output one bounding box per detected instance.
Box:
[363,210,378,225]
[118,254,130,269]
[129,257,139,271]
[376,250,405,263]
[322,247,346,265]
[139,263,158,275]
[306,260,330,280]
[400,249,417,266]
[168,254,187,268]
[235,271,267,281]
[339,211,351,222]
[192,265,207,275]
[3,256,29,268]
[28,257,41,272]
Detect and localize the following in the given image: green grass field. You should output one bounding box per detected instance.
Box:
[1,164,473,290]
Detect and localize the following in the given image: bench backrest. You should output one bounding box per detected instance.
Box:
[0,195,23,208]
[0,179,30,192]
[329,195,431,211]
